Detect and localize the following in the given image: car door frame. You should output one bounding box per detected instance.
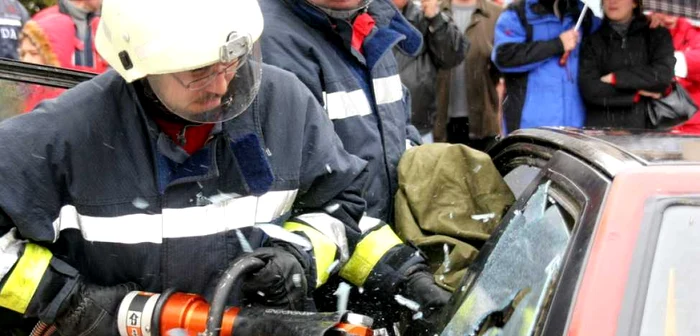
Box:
[0,58,94,88]
[438,135,614,335]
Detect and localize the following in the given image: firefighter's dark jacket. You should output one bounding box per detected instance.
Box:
[260,0,424,223]
[0,65,374,325]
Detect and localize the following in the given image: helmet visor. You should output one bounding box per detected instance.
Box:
[146,40,262,124]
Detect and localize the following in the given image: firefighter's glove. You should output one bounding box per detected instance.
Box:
[400,266,451,322]
[241,244,310,311]
[54,281,139,336]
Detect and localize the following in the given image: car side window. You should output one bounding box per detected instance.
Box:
[441,181,574,336]
[0,78,65,121]
[639,205,700,336]
[503,165,542,200]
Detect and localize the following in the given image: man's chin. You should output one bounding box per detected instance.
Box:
[319,0,364,10]
[192,99,222,112]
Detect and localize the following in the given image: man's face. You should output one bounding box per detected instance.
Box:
[392,0,409,9]
[148,64,236,115]
[603,0,637,22]
[72,0,102,12]
[308,0,364,10]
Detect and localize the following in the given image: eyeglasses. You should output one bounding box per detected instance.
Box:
[172,55,247,90]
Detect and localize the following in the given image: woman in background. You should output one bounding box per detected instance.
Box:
[650,12,700,134]
[17,19,66,112]
[579,0,675,129]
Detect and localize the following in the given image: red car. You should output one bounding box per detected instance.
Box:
[438,128,700,336]
[1,59,699,336]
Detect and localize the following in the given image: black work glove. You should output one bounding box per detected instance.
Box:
[399,266,451,335]
[402,267,451,319]
[53,282,139,336]
[240,244,310,311]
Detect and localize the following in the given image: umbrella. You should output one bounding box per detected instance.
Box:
[645,0,700,20]
[561,0,604,65]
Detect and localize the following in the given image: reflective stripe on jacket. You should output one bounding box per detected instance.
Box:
[0,65,368,318]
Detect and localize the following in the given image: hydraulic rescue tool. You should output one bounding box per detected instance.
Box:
[116,255,375,336]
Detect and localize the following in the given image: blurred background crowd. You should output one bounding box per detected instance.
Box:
[2,0,700,138]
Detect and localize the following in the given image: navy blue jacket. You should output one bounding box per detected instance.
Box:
[492,0,600,132]
[0,0,29,60]
[0,65,368,322]
[260,0,423,223]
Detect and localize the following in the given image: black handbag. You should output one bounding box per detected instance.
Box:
[646,82,698,129]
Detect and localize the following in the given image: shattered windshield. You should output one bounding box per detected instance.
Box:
[441,182,572,336]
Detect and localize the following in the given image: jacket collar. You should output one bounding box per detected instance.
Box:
[472,0,491,28]
[601,14,649,38]
[444,0,490,17]
[474,0,490,17]
[284,0,422,56]
[402,0,421,20]
[525,0,585,23]
[60,0,90,20]
[58,0,69,15]
[444,0,490,32]
[122,74,272,195]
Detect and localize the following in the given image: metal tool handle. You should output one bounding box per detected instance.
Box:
[204,255,265,336]
[560,4,589,66]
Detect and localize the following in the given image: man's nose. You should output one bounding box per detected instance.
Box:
[206,72,229,95]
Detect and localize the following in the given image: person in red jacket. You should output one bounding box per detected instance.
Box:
[17,19,66,111]
[652,13,700,134]
[30,0,107,73]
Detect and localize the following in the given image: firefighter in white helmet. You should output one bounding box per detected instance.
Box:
[0,0,382,334]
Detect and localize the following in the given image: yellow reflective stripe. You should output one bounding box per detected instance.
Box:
[0,244,52,313]
[339,225,402,286]
[283,222,337,287]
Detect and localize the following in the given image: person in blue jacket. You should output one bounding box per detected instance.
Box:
[259,0,424,225]
[492,0,598,133]
[0,0,29,60]
[258,0,451,333]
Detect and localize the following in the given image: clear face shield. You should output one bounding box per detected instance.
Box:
[147,33,262,124]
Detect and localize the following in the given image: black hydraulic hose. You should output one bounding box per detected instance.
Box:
[205,255,265,336]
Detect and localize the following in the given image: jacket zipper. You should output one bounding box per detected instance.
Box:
[178,125,189,146]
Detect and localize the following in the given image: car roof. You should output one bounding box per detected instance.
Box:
[566,128,700,164]
[500,127,700,178]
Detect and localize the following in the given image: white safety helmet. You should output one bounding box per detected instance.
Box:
[309,0,373,19]
[95,0,264,123]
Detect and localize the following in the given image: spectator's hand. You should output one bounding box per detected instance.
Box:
[600,73,614,84]
[400,268,451,334]
[639,90,662,99]
[647,12,663,28]
[559,29,580,52]
[421,0,440,19]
